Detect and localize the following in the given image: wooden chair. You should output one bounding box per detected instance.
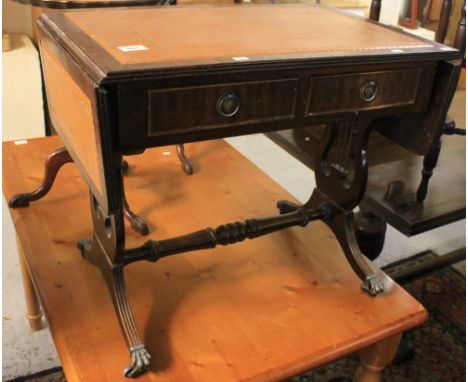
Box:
[414,0,466,202]
[358,0,466,259]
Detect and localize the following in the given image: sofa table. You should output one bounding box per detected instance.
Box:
[3,136,428,382]
[6,4,460,376]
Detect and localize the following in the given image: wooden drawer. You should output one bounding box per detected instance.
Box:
[306,68,424,116]
[148,79,299,136]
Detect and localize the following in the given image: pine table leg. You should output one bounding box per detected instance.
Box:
[16,236,43,331]
[353,333,402,382]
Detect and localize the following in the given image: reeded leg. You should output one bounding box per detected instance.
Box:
[114,267,151,377]
[8,147,72,208]
[16,236,43,331]
[176,144,193,175]
[79,238,151,377]
[78,194,151,378]
[353,333,402,382]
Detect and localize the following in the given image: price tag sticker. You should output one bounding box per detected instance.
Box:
[232,56,250,61]
[118,45,149,52]
[14,140,28,145]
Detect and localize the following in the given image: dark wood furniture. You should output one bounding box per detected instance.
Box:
[267,0,465,256]
[363,131,465,236]
[416,0,465,202]
[7,4,461,377]
[3,136,429,382]
[10,0,194,237]
[268,124,465,233]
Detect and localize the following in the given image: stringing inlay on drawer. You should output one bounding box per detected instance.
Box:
[148,79,299,136]
[306,68,423,116]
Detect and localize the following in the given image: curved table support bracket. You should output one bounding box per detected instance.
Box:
[8,146,73,208]
[279,120,384,295]
[77,193,151,378]
[7,145,193,236]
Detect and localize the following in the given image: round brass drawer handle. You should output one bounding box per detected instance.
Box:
[360,81,378,102]
[217,93,240,117]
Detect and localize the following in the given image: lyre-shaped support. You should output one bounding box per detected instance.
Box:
[278,120,384,296]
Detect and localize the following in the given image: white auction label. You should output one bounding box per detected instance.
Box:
[118,45,149,52]
[14,140,28,145]
[232,56,250,61]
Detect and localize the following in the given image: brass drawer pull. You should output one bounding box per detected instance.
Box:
[360,80,378,102]
[217,93,240,117]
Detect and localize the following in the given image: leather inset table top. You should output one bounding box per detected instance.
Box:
[41,5,455,75]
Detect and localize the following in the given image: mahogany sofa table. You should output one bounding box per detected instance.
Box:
[7,4,460,377]
[3,136,428,382]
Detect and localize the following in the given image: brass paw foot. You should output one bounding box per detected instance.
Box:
[361,275,384,296]
[123,344,151,378]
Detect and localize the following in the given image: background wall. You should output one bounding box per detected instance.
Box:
[3,1,33,38]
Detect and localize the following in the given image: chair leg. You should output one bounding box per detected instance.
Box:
[353,333,402,382]
[16,236,43,331]
[176,144,193,175]
[8,146,72,208]
[416,137,442,202]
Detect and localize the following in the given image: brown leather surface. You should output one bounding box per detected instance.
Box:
[40,41,105,195]
[63,5,433,65]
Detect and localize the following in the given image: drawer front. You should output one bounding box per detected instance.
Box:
[306,68,423,116]
[148,79,299,136]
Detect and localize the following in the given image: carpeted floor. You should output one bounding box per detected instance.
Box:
[7,252,465,382]
[288,252,466,382]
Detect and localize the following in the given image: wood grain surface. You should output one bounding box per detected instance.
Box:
[3,136,427,382]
